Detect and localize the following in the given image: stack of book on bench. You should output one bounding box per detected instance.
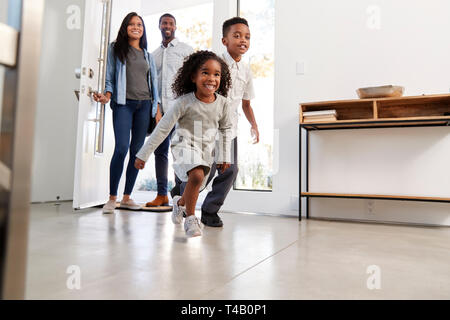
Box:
[303,110,337,123]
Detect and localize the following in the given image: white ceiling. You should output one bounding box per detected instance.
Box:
[140,0,213,16]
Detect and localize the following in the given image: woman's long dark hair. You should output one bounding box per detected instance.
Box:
[114,12,147,63]
[172,51,231,98]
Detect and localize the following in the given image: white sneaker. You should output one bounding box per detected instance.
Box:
[120,198,141,210]
[184,215,202,237]
[171,195,185,224]
[102,199,116,214]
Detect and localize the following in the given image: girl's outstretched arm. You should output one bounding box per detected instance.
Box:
[135,158,146,170]
[135,99,185,163]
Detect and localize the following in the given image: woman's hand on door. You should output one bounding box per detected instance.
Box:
[93,92,111,104]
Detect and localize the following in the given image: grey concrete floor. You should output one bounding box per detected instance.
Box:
[25,202,450,299]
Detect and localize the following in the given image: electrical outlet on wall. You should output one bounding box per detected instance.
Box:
[296,61,305,75]
[366,200,375,215]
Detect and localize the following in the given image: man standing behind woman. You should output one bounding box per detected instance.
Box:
[145,13,194,207]
[93,12,159,214]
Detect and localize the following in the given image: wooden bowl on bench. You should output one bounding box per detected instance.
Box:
[357,85,404,99]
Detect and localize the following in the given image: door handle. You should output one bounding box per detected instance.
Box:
[74,87,97,101]
[87,86,97,97]
[78,86,97,98]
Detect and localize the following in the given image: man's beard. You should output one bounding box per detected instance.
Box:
[162,29,175,40]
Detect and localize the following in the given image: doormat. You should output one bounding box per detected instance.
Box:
[115,202,172,212]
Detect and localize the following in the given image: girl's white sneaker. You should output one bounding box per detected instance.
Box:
[184,215,202,237]
[171,196,185,224]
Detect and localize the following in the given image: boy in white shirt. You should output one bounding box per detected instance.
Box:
[172,17,259,227]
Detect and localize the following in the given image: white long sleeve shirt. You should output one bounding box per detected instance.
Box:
[152,38,194,114]
[221,50,255,139]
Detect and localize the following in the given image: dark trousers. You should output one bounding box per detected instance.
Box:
[176,138,239,216]
[109,99,150,196]
[154,126,175,195]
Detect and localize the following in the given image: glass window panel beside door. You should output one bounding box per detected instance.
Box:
[235,0,274,191]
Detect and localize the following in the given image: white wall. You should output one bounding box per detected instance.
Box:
[222,0,450,226]
[31,0,85,202]
[141,0,211,16]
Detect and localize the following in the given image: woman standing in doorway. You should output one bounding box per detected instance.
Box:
[93,12,159,213]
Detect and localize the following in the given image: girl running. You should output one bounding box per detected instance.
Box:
[135,51,232,237]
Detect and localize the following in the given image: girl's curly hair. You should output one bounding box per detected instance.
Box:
[172,50,231,98]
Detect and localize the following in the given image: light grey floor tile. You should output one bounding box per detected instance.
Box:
[206,221,450,299]
[26,202,300,299]
[25,202,450,299]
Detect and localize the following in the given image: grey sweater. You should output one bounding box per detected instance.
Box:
[136,92,232,187]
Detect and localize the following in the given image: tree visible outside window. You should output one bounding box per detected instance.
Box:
[236,0,275,190]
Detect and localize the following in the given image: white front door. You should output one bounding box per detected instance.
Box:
[73,0,113,209]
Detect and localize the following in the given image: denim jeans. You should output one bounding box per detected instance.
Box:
[154,126,175,195]
[110,99,150,196]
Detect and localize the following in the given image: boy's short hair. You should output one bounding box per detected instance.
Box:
[222,17,249,37]
[159,13,176,25]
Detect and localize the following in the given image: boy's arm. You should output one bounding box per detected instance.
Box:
[136,100,184,162]
[242,99,259,143]
[217,101,233,164]
[241,66,258,143]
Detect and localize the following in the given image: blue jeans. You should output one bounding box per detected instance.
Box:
[110,99,150,196]
[154,126,175,195]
